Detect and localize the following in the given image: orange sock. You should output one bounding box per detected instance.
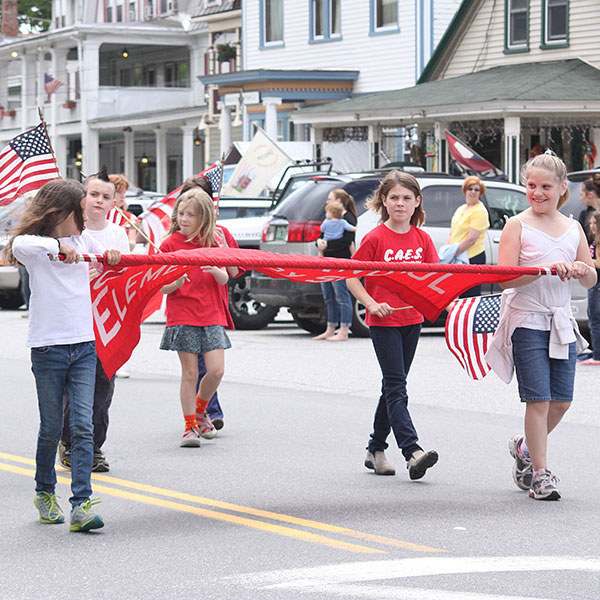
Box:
[196,395,209,415]
[184,414,197,431]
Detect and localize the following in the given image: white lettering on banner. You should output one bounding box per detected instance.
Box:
[407,271,453,295]
[112,288,127,321]
[124,271,141,303]
[91,267,126,291]
[140,265,169,287]
[92,286,122,345]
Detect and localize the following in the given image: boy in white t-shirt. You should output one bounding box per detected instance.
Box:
[59,167,130,473]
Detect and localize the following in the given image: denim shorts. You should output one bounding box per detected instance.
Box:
[511,327,576,403]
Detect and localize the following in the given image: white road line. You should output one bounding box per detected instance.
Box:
[227,555,600,594]
[282,584,552,600]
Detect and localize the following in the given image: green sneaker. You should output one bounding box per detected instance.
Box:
[70,498,104,532]
[34,491,65,524]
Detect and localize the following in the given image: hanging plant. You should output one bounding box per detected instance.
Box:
[216,43,236,63]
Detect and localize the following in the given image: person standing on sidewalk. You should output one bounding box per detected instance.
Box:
[581,210,600,366]
[347,171,439,481]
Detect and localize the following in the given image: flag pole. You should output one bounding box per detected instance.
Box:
[113,205,160,252]
[38,106,61,178]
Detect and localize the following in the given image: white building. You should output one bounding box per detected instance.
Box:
[201,0,461,170]
[0,0,242,192]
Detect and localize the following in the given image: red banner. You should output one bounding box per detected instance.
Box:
[91,263,189,378]
[88,247,550,378]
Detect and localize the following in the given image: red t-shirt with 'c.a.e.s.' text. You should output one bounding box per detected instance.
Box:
[352,223,439,327]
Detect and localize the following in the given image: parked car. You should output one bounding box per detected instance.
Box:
[216,160,341,330]
[0,199,25,310]
[250,171,531,336]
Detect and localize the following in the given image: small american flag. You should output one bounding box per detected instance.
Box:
[202,162,222,201]
[0,123,61,207]
[138,163,222,253]
[445,294,501,380]
[45,74,64,100]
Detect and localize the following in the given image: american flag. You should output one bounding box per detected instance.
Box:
[445,294,501,380]
[45,74,64,100]
[0,123,61,207]
[138,162,222,253]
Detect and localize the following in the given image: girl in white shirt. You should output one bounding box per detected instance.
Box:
[487,153,596,501]
[5,179,120,531]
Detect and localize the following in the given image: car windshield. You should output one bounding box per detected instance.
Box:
[272,179,342,221]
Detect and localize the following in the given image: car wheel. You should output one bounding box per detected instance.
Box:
[0,290,25,310]
[291,311,326,334]
[350,297,370,338]
[228,271,279,330]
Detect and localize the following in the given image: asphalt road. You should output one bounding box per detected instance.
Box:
[1,309,600,600]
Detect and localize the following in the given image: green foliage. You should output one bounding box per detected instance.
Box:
[216,43,236,63]
[17,0,51,32]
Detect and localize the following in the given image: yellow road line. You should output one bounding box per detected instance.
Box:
[0,451,444,554]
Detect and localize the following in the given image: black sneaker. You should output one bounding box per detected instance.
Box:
[92,450,110,473]
[58,441,71,471]
[211,418,224,431]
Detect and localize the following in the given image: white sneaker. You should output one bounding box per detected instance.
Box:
[197,413,217,439]
[180,427,201,447]
[116,368,130,378]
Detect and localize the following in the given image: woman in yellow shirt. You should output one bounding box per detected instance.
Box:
[447,176,490,296]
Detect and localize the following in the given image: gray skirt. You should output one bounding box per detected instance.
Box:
[160,324,231,354]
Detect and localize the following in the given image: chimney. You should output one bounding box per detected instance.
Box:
[1,0,19,38]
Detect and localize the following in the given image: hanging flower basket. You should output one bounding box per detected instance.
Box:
[63,100,77,109]
[216,43,236,63]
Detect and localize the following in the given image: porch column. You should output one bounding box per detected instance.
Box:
[155,128,167,195]
[36,48,45,108]
[263,97,281,141]
[81,40,100,174]
[123,129,135,183]
[0,61,8,114]
[504,116,521,184]
[368,125,378,170]
[310,125,322,162]
[591,128,600,168]
[181,125,195,179]
[434,121,449,173]
[21,52,36,130]
[83,128,100,176]
[54,133,68,178]
[219,104,232,157]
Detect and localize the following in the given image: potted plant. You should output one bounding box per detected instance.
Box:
[216,43,236,63]
[62,99,77,109]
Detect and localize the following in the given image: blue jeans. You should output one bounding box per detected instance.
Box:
[197,354,223,420]
[367,324,423,460]
[588,281,600,360]
[512,327,576,402]
[31,342,96,507]
[321,280,353,327]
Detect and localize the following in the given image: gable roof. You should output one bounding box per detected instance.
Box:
[418,0,481,83]
[294,59,600,122]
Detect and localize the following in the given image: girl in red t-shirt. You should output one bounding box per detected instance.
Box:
[347,171,439,481]
[159,188,239,447]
